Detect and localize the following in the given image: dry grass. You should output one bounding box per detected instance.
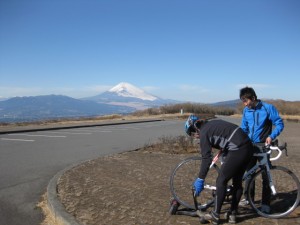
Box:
[140,135,199,154]
[280,114,300,121]
[37,194,62,225]
[231,114,300,122]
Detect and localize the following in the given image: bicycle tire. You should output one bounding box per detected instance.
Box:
[169,156,220,210]
[169,199,180,215]
[247,165,300,218]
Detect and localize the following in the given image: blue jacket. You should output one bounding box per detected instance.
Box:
[240,100,284,143]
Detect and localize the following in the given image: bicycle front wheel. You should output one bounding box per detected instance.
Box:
[247,165,300,218]
[169,156,219,210]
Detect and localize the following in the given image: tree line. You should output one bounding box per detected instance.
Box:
[132,100,300,117]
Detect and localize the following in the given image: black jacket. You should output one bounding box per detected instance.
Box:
[199,119,251,179]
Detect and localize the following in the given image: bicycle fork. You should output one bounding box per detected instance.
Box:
[244,153,277,196]
[253,153,277,196]
[264,163,277,195]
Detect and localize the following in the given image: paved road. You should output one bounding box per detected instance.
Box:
[0,120,183,225]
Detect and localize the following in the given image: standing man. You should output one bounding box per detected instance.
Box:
[239,86,284,213]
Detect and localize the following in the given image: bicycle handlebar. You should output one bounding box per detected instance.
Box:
[264,142,287,161]
[209,142,287,168]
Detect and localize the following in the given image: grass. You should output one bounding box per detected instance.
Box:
[140,135,199,154]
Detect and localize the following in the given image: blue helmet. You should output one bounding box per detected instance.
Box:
[184,114,199,136]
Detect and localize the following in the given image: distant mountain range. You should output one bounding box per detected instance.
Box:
[0,82,244,123]
[0,94,136,123]
[0,82,179,123]
[210,99,241,109]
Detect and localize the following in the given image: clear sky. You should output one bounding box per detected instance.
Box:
[0,0,299,103]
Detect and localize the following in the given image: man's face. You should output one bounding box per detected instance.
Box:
[241,97,256,109]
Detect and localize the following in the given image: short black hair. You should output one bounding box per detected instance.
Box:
[239,86,257,101]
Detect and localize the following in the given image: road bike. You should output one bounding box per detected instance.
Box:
[169,140,300,219]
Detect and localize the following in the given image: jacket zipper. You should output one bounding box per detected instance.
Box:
[251,110,255,141]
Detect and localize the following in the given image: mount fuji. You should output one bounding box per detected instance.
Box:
[84,82,179,110]
[109,82,158,101]
[0,83,180,123]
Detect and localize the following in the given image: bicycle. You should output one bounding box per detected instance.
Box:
[169,140,300,219]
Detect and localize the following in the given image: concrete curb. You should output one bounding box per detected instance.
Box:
[0,119,163,134]
[47,164,82,225]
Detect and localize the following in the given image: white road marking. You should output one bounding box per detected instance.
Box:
[8,134,66,138]
[77,129,113,133]
[106,127,128,130]
[97,127,128,131]
[121,126,141,130]
[1,138,35,142]
[46,131,92,135]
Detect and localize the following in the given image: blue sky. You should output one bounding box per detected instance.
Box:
[0,0,299,103]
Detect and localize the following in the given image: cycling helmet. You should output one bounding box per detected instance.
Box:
[184,114,199,136]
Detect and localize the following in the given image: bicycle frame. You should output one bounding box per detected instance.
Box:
[243,151,277,195]
[208,145,285,195]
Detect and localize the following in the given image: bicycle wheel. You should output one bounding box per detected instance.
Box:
[169,156,220,210]
[247,165,300,218]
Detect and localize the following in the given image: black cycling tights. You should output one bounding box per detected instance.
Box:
[214,145,253,214]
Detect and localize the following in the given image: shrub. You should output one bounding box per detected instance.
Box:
[141,135,199,154]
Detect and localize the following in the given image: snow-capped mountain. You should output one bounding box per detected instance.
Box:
[109,82,158,101]
[84,82,179,110]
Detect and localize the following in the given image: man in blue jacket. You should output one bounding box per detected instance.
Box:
[239,86,284,213]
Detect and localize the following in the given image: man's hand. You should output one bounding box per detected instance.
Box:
[193,178,204,196]
[265,137,272,145]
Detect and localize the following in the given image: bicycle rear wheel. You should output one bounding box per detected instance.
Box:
[247,165,300,218]
[169,156,220,210]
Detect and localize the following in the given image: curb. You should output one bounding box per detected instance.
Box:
[47,164,82,225]
[0,119,163,134]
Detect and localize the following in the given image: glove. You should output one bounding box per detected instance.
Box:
[193,178,204,196]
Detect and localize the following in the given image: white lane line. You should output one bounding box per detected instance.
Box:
[8,134,66,138]
[95,127,128,131]
[121,126,141,130]
[46,131,92,135]
[78,129,112,133]
[105,127,128,130]
[1,138,35,142]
